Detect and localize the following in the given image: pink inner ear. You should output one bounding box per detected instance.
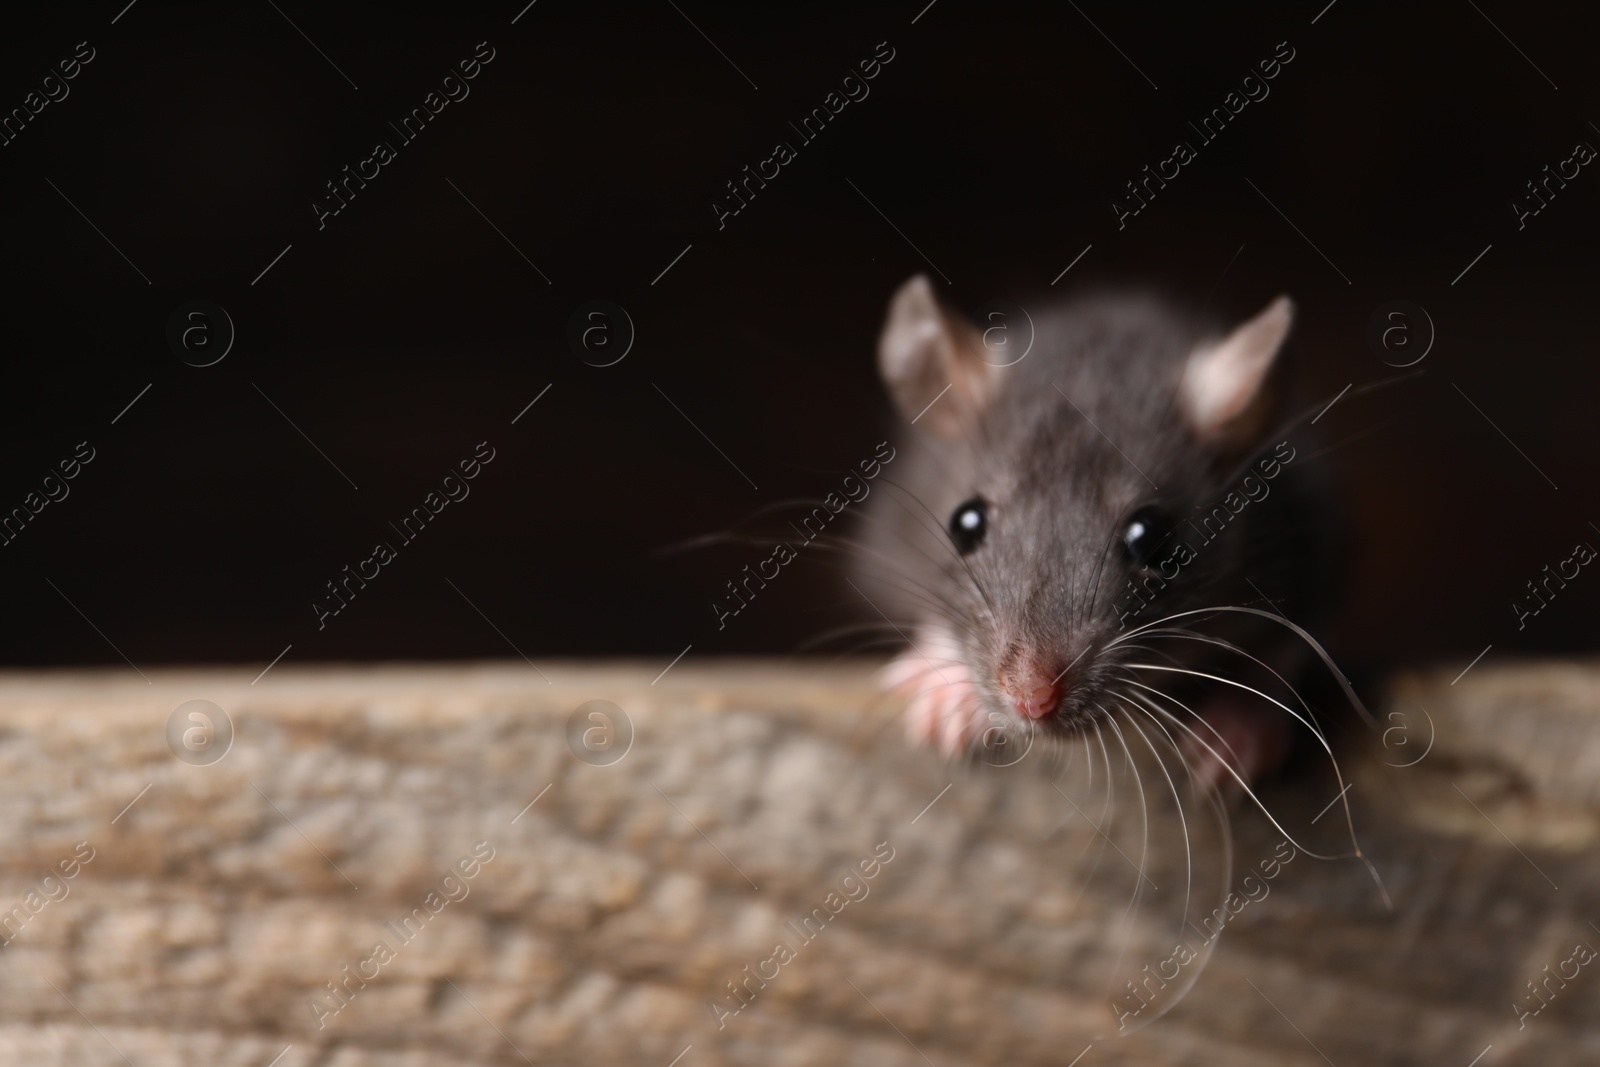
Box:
[1181,344,1268,435]
[878,275,996,439]
[1180,296,1293,442]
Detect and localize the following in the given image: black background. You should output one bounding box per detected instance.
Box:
[1,1,1595,673]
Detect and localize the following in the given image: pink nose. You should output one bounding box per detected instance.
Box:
[999,670,1062,719]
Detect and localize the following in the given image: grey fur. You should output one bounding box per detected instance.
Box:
[857,281,1338,737]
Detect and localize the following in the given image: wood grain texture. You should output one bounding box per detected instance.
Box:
[0,660,1595,1066]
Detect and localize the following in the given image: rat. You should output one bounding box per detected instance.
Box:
[857,276,1343,790]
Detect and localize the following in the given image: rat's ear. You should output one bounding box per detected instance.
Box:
[1180,295,1293,448]
[878,275,993,438]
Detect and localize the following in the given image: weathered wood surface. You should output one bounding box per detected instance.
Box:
[0,660,1596,1066]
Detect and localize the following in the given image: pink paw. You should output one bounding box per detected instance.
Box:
[880,627,986,757]
[1180,696,1294,800]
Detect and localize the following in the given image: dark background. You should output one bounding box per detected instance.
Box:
[0,0,1595,674]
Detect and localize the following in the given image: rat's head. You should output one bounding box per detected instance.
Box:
[869,276,1298,740]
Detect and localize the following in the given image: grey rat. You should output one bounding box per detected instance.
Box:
[859,276,1340,787]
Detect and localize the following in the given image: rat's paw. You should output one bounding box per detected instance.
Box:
[881,628,984,757]
[1181,696,1294,803]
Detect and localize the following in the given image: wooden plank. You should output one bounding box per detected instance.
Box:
[0,662,1593,1065]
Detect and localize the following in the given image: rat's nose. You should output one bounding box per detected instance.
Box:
[998,667,1062,720]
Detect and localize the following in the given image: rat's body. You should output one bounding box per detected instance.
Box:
[859,278,1339,784]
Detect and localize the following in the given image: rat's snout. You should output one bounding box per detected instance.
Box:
[996,636,1098,723]
[997,663,1064,720]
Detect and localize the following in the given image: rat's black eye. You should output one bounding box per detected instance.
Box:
[949,497,988,554]
[1122,506,1174,568]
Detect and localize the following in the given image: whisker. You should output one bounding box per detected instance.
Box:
[796,620,904,651]
[1120,706,1196,931]
[1079,731,1091,789]
[1117,702,1232,1029]
[1080,521,1129,632]
[1120,682,1358,863]
[1113,667,1250,778]
[874,478,999,617]
[795,520,995,641]
[1092,719,1116,837]
[1108,619,1386,902]
[1117,661,1332,758]
[1107,714,1155,906]
[651,494,882,556]
[1062,720,1120,892]
[1107,605,1377,729]
[1100,712,1158,1009]
[1118,622,1328,737]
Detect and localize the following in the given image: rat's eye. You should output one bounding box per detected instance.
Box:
[949,497,988,554]
[1122,506,1174,568]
